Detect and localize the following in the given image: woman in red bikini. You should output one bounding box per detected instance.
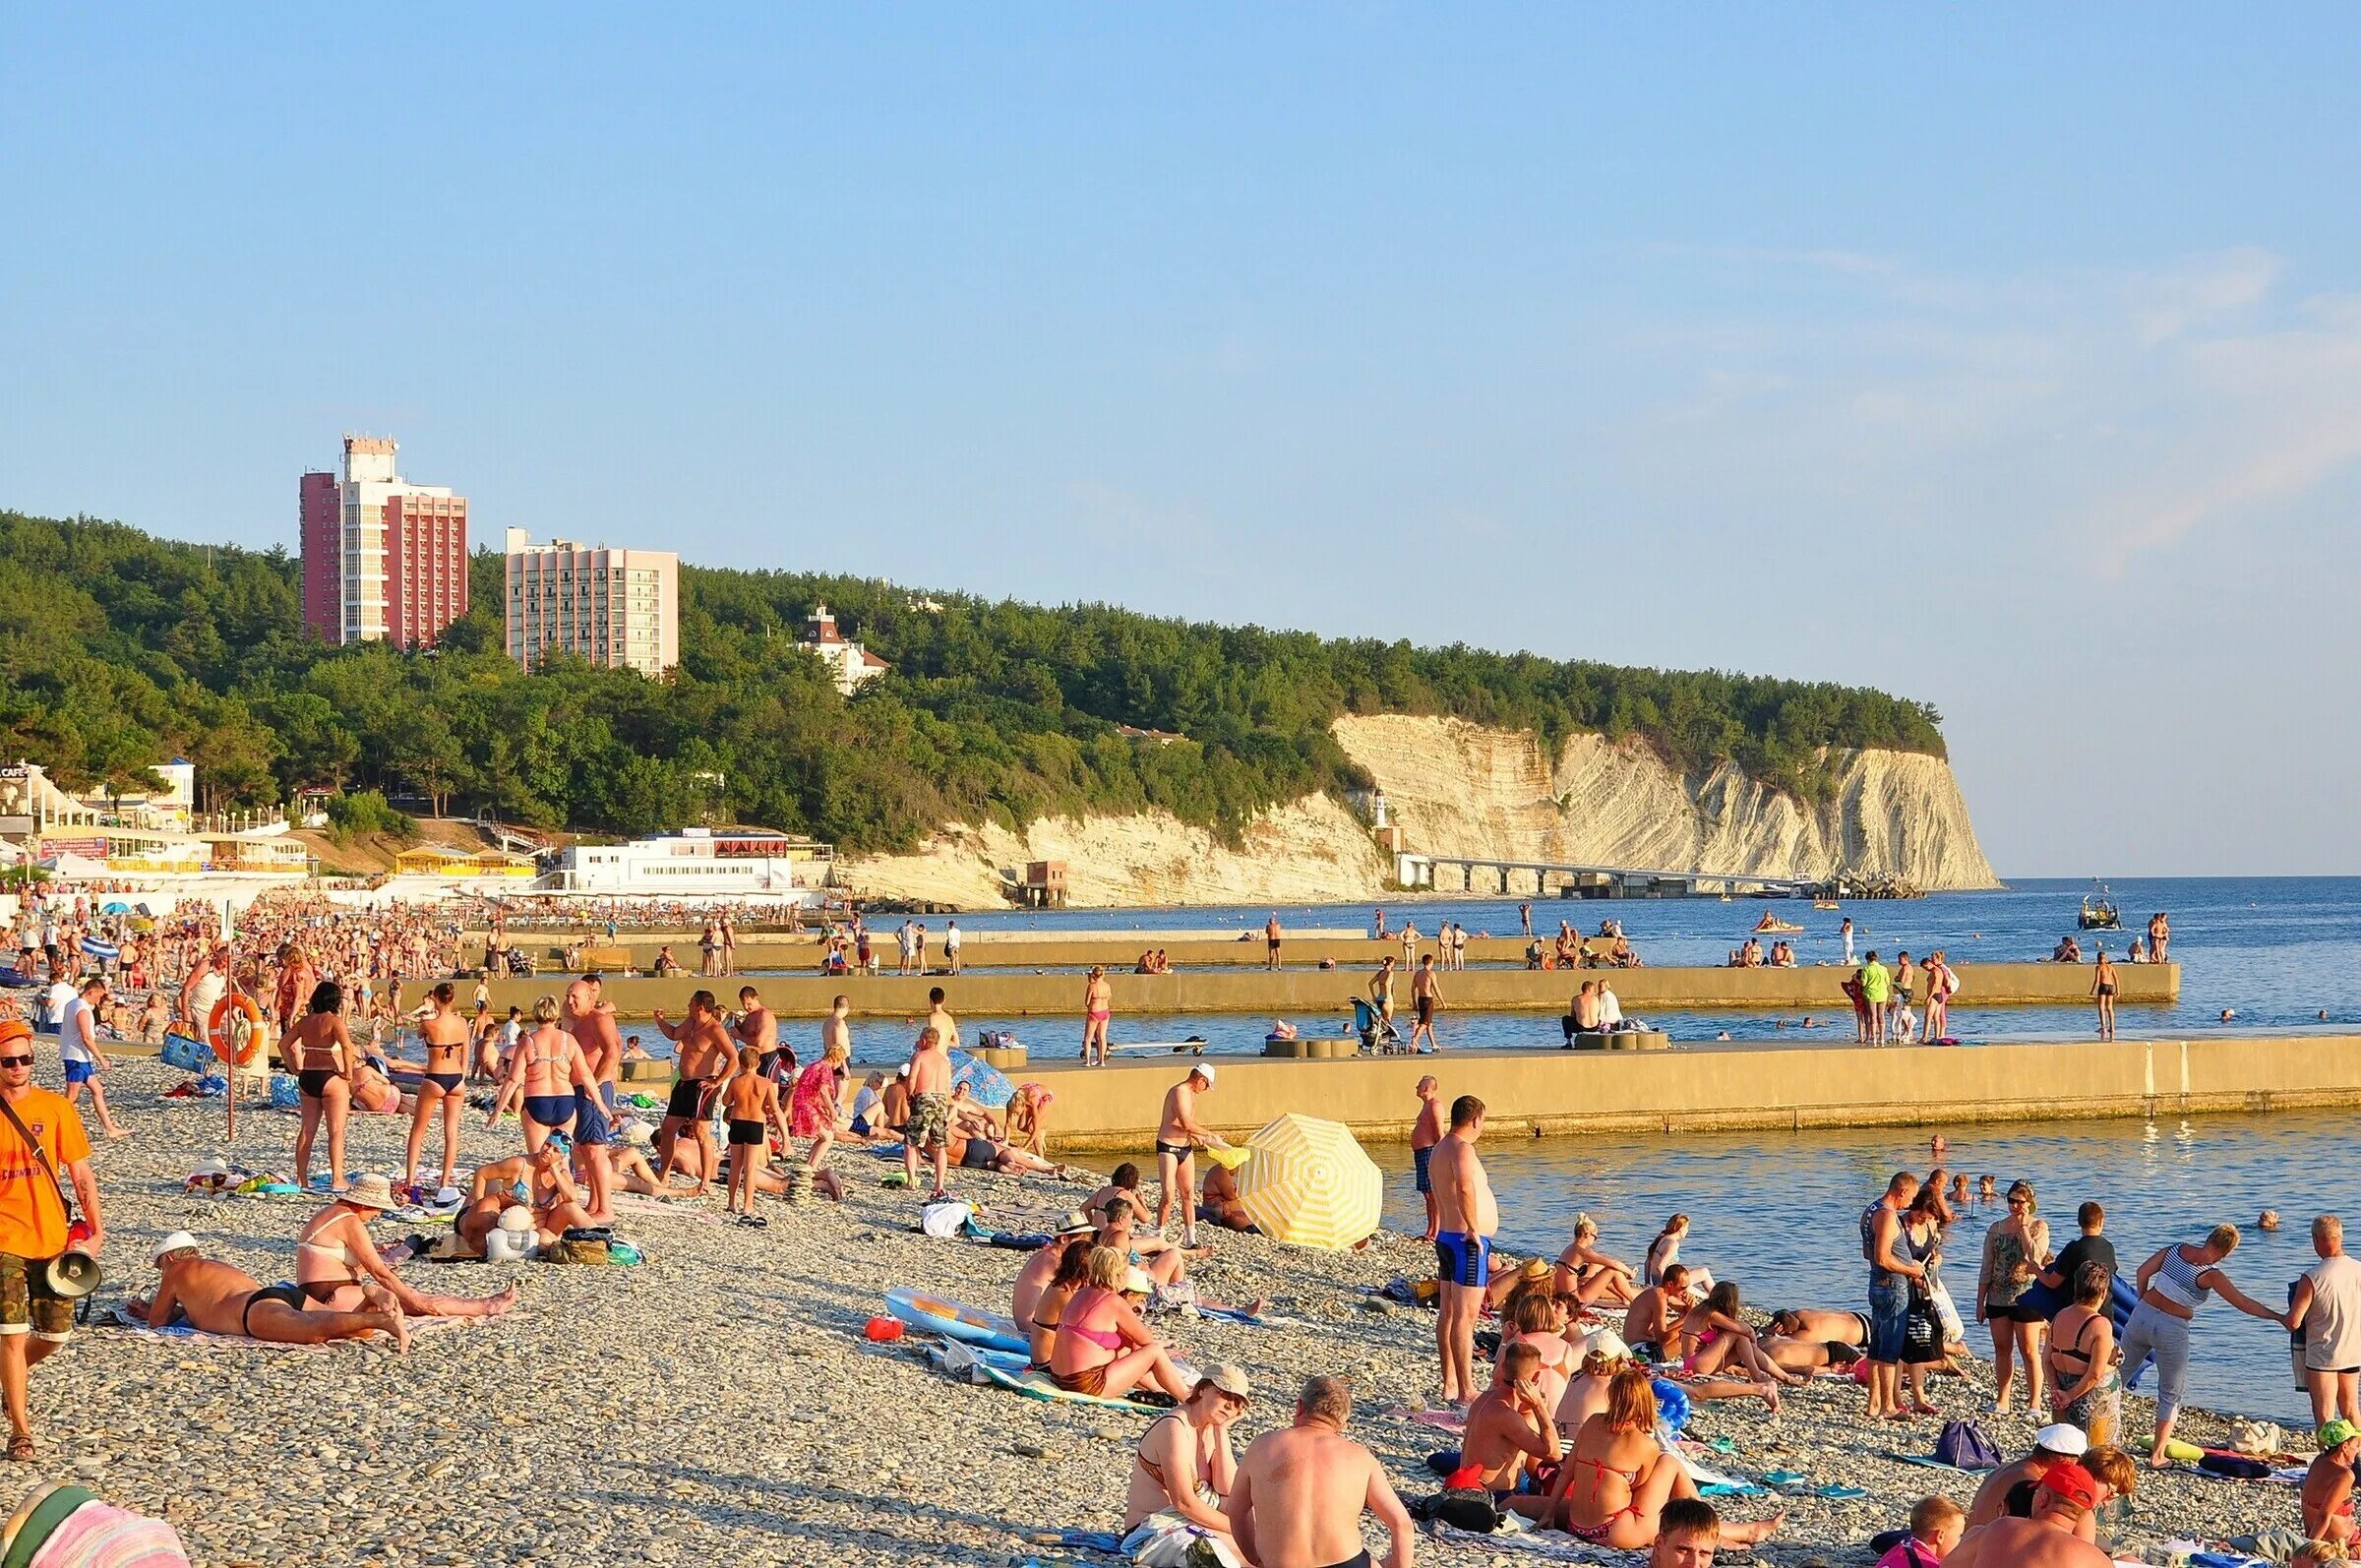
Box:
[1047,1246,1193,1402]
[1548,1365,1783,1547]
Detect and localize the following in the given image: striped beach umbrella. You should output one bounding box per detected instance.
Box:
[1236,1113,1383,1251]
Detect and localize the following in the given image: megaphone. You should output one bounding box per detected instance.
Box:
[43,1250,100,1301]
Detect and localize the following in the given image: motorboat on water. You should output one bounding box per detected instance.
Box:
[2079,881,2122,931]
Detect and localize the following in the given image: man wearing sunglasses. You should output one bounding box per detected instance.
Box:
[0,1017,105,1463]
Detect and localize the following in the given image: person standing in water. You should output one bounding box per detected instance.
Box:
[1430,1094,1497,1409]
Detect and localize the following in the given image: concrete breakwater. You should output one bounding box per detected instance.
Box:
[475,959,2178,1019]
[1017,1030,2361,1152]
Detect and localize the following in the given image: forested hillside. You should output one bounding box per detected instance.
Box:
[0,511,1946,848]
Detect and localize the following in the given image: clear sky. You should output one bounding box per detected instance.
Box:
[5,8,2357,877]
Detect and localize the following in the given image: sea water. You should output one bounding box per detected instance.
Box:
[1367,1109,2344,1427]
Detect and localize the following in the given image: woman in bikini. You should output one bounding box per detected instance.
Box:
[2092,947,2119,1041]
[1080,967,1113,1067]
[719,1045,786,1222]
[1552,1215,1640,1306]
[295,1176,519,1319]
[1122,1370,1244,1539]
[1671,1281,1802,1396]
[2046,1261,2121,1445]
[1644,1214,1688,1287]
[1048,1246,1193,1402]
[788,1040,847,1202]
[403,982,470,1198]
[492,995,595,1156]
[1550,1365,1783,1547]
[287,980,355,1192]
[1026,1236,1096,1370]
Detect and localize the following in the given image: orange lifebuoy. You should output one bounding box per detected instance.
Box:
[208,994,267,1066]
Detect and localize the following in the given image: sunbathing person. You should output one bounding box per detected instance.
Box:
[1553,1216,1640,1306]
[946,1123,1069,1179]
[604,1125,699,1200]
[1459,1342,1564,1516]
[1558,1349,1622,1434]
[1085,1164,1155,1230]
[1548,1365,1783,1547]
[1015,1213,1099,1330]
[1623,1264,1697,1357]
[1027,1231,1098,1370]
[1199,1161,1255,1233]
[1048,1246,1192,1401]
[297,1176,519,1318]
[1123,1366,1248,1538]
[1500,1293,1581,1423]
[1672,1282,1807,1390]
[137,1234,407,1350]
[1099,1205,1199,1290]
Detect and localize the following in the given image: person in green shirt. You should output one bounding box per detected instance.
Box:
[1858,951,1894,1044]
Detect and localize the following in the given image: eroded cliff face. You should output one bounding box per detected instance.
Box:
[1331,714,1999,891]
[835,714,1998,907]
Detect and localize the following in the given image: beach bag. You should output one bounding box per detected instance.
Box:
[920,1199,973,1238]
[1414,1487,1500,1534]
[160,1034,210,1073]
[1934,1419,2004,1471]
[270,1075,300,1112]
[2229,1417,2285,1456]
[538,1238,610,1265]
[1124,1516,1244,1568]
[1903,1293,1945,1364]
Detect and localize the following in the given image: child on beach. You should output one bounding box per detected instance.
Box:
[1874,1495,1965,1567]
[719,1045,786,1223]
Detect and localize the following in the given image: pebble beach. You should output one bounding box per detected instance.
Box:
[44,1055,2310,1565]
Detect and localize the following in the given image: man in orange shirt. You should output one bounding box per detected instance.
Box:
[0,1018,105,1462]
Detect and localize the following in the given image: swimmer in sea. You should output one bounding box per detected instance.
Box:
[1978,1175,1999,1203]
[2261,1209,2281,1233]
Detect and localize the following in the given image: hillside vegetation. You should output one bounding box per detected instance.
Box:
[0,510,1945,850]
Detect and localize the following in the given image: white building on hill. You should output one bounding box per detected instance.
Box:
[802,604,889,696]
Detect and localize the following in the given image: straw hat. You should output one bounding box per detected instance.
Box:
[343,1174,396,1212]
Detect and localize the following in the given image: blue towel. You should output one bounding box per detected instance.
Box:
[1054,1531,1125,1553]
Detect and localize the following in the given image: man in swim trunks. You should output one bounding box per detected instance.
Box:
[1408,954,1442,1054]
[1223,1374,1414,1568]
[925,986,961,1054]
[651,990,732,1197]
[1154,1066,1225,1246]
[139,1235,404,1349]
[563,974,621,1223]
[1623,1264,1696,1359]
[1411,1076,1444,1242]
[1430,1094,1497,1408]
[904,1024,954,1199]
[1265,913,1282,972]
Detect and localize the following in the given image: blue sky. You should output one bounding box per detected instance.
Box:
[5,8,2358,876]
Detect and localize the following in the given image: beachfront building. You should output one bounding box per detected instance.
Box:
[802,604,889,695]
[503,529,680,678]
[300,436,470,648]
[533,827,832,901]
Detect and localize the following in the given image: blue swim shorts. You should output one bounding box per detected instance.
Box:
[1414,1145,1434,1195]
[1434,1230,1491,1289]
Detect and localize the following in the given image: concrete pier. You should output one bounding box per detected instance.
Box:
[475,959,2178,1019]
[1014,1031,2361,1151]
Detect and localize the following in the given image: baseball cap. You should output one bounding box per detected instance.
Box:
[2038,1461,2100,1510]
[152,1232,200,1264]
[1192,1064,1216,1086]
[1198,1363,1251,1401]
[2324,1418,2361,1449]
[0,1020,30,1050]
[2033,1422,2089,1458]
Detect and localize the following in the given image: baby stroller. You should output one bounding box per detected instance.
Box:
[1350,996,1405,1054]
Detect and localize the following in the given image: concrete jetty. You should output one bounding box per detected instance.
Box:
[1019,1030,2361,1151]
[474,959,2178,1019]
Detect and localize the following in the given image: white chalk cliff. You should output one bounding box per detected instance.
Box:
[837,714,1998,907]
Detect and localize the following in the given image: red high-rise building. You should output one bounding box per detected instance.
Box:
[298,436,469,648]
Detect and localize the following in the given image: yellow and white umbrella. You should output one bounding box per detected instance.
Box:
[1236,1113,1383,1251]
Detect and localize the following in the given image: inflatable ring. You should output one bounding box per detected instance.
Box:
[207,994,267,1067]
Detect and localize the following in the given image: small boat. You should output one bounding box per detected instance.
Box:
[2079,882,2121,931]
[1811,899,1841,911]
[1752,914,1805,935]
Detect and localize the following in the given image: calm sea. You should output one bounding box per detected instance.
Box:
[865,877,2357,1424]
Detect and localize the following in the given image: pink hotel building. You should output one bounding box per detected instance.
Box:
[299,436,469,648]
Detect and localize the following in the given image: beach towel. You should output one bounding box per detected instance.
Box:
[26,1498,190,1568]
[1427,1524,1614,1562]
